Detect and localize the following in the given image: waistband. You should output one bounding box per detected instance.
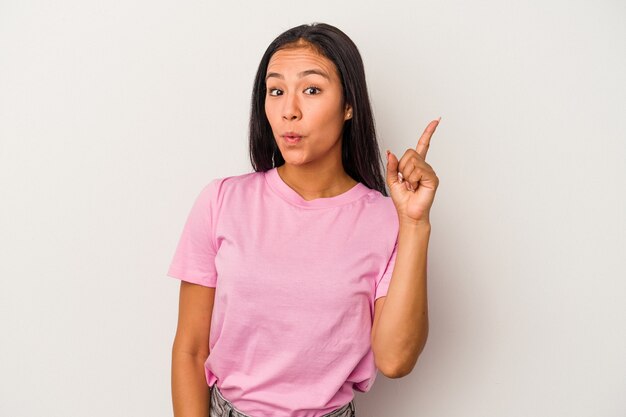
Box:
[210,384,355,417]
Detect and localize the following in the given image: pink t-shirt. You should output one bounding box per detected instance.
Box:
[167,167,399,417]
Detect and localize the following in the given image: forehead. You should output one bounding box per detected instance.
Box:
[267,47,338,79]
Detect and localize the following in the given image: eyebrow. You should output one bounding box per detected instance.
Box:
[265,69,331,82]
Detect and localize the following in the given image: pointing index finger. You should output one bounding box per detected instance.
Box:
[416,117,441,159]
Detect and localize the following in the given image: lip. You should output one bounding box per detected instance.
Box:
[282,131,304,144]
[282,131,304,139]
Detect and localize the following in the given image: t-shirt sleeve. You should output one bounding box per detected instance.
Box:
[374,236,398,301]
[166,179,220,287]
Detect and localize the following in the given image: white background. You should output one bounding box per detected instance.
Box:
[1,1,624,416]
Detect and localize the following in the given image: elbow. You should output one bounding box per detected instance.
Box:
[379,367,406,379]
[374,341,428,379]
[375,354,416,379]
[378,359,416,379]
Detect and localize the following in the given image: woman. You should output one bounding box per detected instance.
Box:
[168,22,440,417]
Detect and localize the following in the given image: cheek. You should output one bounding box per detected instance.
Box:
[264,101,277,125]
[316,106,344,132]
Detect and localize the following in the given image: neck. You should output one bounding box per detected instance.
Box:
[276,163,358,201]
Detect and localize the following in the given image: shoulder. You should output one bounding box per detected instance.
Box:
[201,170,265,198]
[363,188,399,225]
[203,172,265,192]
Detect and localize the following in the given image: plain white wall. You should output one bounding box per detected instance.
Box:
[1,1,624,416]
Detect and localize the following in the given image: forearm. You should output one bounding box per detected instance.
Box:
[172,349,211,417]
[372,221,430,377]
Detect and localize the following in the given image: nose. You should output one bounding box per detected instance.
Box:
[282,93,301,121]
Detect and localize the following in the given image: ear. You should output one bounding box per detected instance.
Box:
[344,104,353,121]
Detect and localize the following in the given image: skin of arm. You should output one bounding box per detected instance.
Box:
[172,281,215,417]
[371,221,431,379]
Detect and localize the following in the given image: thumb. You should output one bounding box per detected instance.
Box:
[385,149,399,185]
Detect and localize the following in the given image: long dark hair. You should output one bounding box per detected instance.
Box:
[248,22,388,196]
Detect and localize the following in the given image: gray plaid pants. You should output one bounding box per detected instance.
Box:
[209,384,356,417]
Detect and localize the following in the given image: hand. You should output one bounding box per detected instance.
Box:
[385,117,441,226]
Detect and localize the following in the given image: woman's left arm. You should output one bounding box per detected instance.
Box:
[371,117,441,378]
[371,222,431,378]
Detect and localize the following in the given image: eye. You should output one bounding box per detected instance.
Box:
[267,88,282,97]
[304,86,321,95]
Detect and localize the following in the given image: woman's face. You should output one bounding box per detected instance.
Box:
[264,45,352,168]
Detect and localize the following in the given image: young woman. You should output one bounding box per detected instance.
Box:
[168,22,440,417]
